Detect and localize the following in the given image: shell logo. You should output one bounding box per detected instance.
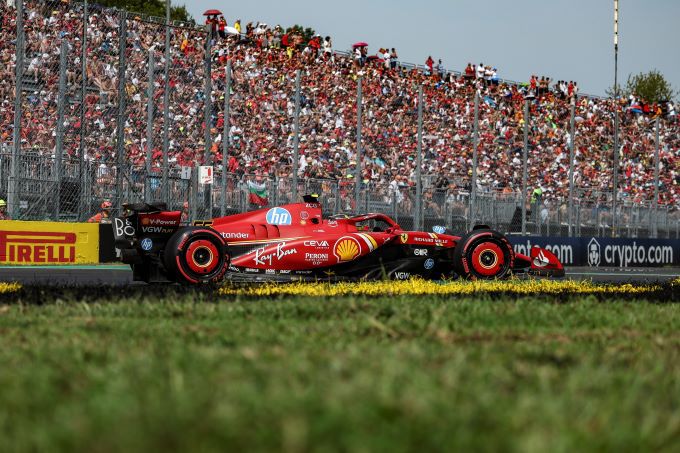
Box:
[333,236,361,262]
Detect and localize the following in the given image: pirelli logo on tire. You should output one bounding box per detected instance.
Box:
[0,221,99,265]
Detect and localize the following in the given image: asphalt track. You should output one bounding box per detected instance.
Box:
[0,265,676,286]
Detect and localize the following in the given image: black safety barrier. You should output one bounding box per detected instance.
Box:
[99,224,116,263]
[98,223,678,268]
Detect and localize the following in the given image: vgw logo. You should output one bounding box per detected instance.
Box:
[266,207,292,225]
[588,237,601,267]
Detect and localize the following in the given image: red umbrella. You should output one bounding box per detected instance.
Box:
[352,42,368,48]
[203,9,222,16]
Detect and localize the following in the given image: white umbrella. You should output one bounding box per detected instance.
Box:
[225,26,240,35]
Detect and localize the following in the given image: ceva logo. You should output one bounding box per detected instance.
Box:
[588,237,601,267]
[266,207,292,225]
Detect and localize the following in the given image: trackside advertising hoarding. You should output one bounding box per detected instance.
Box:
[0,221,99,265]
[509,236,679,267]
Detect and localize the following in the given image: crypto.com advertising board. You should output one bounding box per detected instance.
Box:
[509,236,678,267]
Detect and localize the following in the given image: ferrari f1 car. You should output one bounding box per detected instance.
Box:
[113,196,564,284]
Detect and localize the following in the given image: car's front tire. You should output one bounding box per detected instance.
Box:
[452,229,514,280]
[163,227,229,285]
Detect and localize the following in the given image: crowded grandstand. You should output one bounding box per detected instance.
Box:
[1,1,678,224]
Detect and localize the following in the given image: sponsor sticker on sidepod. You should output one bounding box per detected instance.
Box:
[266,207,292,225]
[140,238,153,251]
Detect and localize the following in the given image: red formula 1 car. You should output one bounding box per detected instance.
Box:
[113,195,564,284]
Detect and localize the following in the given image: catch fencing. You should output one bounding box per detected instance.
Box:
[1,0,677,239]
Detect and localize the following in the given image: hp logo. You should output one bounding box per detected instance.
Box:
[140,238,153,251]
[266,207,292,225]
[424,258,435,270]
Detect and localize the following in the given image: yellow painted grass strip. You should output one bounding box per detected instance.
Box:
[0,282,21,294]
[218,279,660,297]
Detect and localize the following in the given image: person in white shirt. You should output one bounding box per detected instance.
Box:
[484,66,493,85]
[476,63,485,79]
[354,47,362,68]
[322,36,333,61]
[436,59,445,80]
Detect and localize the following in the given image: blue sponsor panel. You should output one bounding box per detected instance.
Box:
[508,236,680,267]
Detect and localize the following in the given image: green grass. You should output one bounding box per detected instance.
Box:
[0,292,678,452]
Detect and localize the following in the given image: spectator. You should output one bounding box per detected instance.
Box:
[181,201,190,224]
[436,59,445,80]
[218,16,227,39]
[0,0,677,215]
[390,48,398,70]
[425,56,434,74]
[88,201,112,224]
[0,199,9,220]
[322,36,333,60]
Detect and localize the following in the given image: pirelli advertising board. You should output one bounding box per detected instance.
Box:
[0,221,99,265]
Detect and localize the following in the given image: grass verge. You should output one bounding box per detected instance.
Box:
[0,290,678,452]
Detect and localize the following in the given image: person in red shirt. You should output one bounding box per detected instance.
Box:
[309,35,321,54]
[88,201,112,224]
[205,15,218,36]
[464,63,475,82]
[218,16,227,40]
[425,56,434,74]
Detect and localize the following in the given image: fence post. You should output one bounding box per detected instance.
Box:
[145,49,154,202]
[114,10,127,215]
[652,117,660,239]
[469,90,479,231]
[53,41,68,221]
[203,28,212,164]
[521,99,529,235]
[189,166,197,221]
[355,76,362,211]
[162,0,171,202]
[415,85,423,231]
[568,96,576,236]
[292,69,301,202]
[333,181,339,216]
[612,100,620,237]
[9,0,24,220]
[221,61,231,217]
[203,27,213,216]
[78,0,88,221]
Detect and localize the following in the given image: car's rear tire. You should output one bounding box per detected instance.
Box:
[452,229,514,280]
[163,227,229,285]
